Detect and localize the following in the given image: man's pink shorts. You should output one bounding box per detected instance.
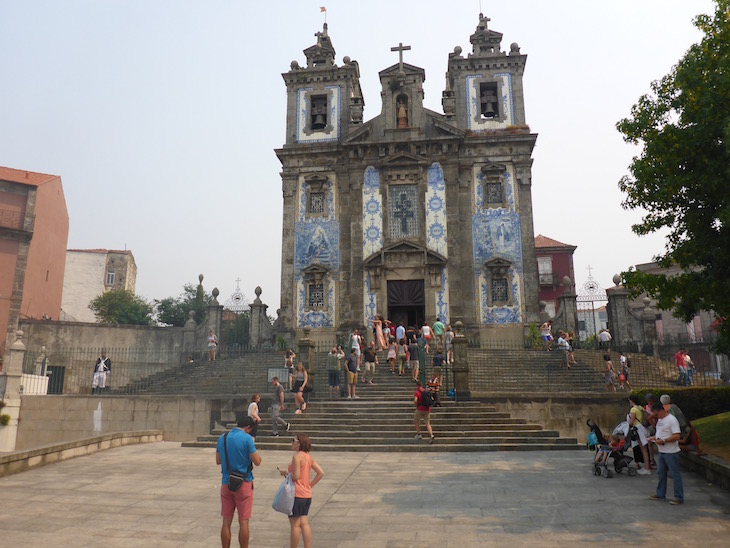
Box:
[220,481,253,521]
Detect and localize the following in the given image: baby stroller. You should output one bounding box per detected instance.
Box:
[588,419,636,478]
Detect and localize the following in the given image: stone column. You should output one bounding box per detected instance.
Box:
[606,275,632,349]
[451,321,470,401]
[0,330,26,452]
[297,327,316,401]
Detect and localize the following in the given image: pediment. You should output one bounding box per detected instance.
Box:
[363,241,447,268]
[377,151,428,167]
[481,161,507,174]
[378,63,426,79]
[342,122,372,144]
[484,257,512,269]
[428,113,466,137]
[301,264,330,275]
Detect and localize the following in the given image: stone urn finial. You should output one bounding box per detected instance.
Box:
[453,321,464,336]
[642,296,651,309]
[11,329,26,351]
[303,326,312,338]
[199,273,204,284]
[613,274,622,287]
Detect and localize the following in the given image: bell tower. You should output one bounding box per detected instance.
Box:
[282,23,364,145]
[443,13,528,131]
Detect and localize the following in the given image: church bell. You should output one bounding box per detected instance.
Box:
[312,113,327,130]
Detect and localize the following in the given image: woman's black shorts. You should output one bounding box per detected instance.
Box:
[291,497,312,517]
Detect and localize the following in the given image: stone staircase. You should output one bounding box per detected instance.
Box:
[182,360,581,452]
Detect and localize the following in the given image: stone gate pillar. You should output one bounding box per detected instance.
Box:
[183,310,197,356]
[557,276,578,335]
[606,275,632,349]
[207,288,223,343]
[451,321,470,401]
[249,287,269,347]
[0,330,26,452]
[297,326,316,377]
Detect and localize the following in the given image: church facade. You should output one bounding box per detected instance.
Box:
[276,14,539,343]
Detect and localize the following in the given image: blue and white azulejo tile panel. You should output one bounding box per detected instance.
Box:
[465,73,514,131]
[471,164,524,325]
[293,175,340,328]
[362,166,383,258]
[426,163,448,258]
[296,85,341,144]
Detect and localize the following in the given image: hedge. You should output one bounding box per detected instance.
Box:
[631,387,730,421]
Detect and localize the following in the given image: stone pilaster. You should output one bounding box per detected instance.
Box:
[183,310,197,356]
[557,277,578,334]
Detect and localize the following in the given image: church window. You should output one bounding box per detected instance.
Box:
[304,176,328,218]
[308,283,325,308]
[479,82,500,119]
[485,181,502,204]
[309,192,325,214]
[105,270,115,286]
[491,278,508,304]
[388,184,420,240]
[310,95,328,131]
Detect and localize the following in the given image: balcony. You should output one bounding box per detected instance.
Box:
[538,272,555,286]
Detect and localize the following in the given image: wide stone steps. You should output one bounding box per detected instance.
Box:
[182,359,581,452]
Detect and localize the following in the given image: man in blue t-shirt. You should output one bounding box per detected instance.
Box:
[216,416,262,548]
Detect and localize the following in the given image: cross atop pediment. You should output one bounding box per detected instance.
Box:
[390,42,411,72]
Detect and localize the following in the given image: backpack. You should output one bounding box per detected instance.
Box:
[626,357,632,368]
[420,390,433,408]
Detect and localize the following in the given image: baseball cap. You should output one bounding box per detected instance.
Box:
[660,394,671,405]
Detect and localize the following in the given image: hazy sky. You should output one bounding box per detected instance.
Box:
[0,0,716,312]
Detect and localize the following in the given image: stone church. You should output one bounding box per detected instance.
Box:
[276,14,539,343]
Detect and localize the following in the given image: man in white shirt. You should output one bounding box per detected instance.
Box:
[648,402,684,505]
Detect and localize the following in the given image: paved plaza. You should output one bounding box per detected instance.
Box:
[2,442,729,547]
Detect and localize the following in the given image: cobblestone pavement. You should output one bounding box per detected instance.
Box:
[1,442,729,547]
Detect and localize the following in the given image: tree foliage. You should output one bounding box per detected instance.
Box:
[155,283,212,327]
[89,290,154,326]
[616,0,730,352]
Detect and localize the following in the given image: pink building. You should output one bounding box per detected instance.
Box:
[0,166,69,359]
[534,235,577,318]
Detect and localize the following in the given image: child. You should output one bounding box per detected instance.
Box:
[427,366,443,407]
[594,434,624,465]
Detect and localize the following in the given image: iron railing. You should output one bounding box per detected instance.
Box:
[20,340,728,397]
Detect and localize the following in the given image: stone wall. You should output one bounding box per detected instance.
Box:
[479,393,628,443]
[15,395,211,450]
[20,319,186,350]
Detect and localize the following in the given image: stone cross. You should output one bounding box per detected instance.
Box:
[390,42,411,72]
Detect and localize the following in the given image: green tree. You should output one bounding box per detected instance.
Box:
[616,0,730,352]
[155,283,212,327]
[89,290,154,326]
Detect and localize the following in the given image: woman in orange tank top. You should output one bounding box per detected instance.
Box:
[280,433,325,548]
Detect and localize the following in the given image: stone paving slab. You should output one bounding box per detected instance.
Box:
[1,442,729,547]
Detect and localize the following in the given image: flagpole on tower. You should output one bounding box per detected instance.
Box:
[320,6,327,24]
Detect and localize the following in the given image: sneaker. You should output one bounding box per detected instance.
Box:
[669,499,683,505]
[273,433,280,437]
[648,495,665,501]
[636,468,651,476]
[429,435,435,445]
[347,395,352,399]
[353,395,360,399]
[286,423,291,432]
[414,434,422,439]
[295,409,302,415]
